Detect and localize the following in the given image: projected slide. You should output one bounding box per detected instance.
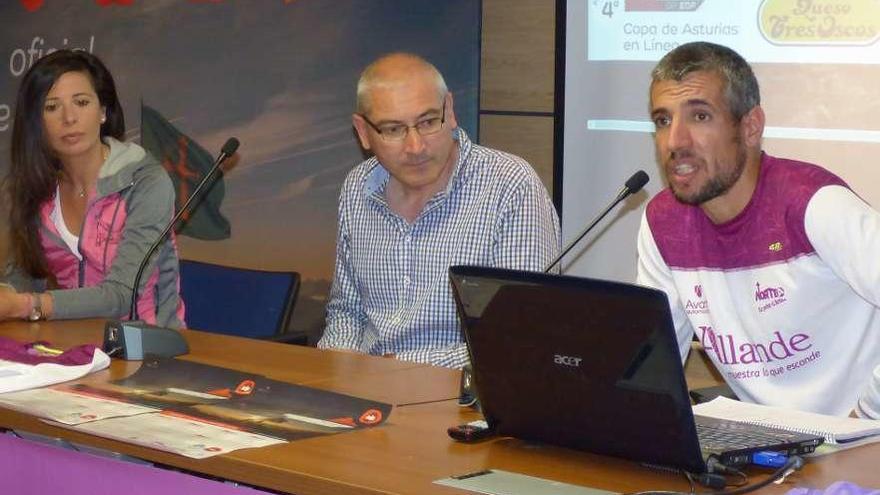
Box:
[559,0,880,284]
[588,0,880,63]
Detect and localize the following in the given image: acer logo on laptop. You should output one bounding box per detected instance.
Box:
[554,354,582,367]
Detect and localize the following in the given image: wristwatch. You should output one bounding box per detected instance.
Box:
[28,293,43,321]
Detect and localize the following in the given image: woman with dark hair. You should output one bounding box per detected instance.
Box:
[0,49,185,327]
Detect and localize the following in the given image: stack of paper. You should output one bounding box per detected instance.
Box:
[693,396,880,453]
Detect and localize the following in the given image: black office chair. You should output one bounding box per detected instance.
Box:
[178,259,306,344]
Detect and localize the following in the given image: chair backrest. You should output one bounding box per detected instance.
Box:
[178,259,300,339]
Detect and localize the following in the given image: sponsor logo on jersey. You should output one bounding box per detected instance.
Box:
[755,282,787,312]
[685,284,709,315]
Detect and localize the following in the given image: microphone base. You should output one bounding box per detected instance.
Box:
[102,320,189,360]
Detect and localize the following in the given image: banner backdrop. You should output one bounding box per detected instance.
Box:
[0,0,481,338]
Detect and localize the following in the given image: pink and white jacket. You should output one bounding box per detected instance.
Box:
[3,138,185,327]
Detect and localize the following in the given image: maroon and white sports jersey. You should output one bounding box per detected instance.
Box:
[638,153,880,417]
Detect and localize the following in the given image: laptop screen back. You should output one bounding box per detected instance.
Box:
[449,265,706,473]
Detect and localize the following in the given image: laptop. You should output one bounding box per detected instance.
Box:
[449,265,823,473]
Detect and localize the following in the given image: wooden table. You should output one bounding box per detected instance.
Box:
[1,319,877,494]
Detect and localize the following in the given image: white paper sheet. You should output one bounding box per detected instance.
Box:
[0,386,157,424]
[60,412,286,458]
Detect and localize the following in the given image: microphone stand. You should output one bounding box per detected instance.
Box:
[103,138,239,361]
[543,170,649,273]
[130,138,239,320]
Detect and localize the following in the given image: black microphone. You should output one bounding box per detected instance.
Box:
[103,137,239,360]
[543,170,649,273]
[129,137,239,320]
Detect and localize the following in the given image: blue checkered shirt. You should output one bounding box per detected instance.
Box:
[318,128,560,368]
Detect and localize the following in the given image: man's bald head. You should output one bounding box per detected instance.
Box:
[356,53,448,115]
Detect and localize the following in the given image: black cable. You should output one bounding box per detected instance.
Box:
[682,471,696,495]
[711,456,803,495]
[624,455,804,495]
[395,396,460,407]
[707,458,749,487]
[726,469,749,488]
[693,472,727,490]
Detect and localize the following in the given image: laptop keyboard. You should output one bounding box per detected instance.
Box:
[695,415,802,451]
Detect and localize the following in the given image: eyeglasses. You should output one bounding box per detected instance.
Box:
[360,101,446,142]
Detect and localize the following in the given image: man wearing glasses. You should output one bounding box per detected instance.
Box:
[318,53,560,368]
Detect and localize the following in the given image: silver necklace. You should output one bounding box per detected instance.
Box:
[68,145,108,199]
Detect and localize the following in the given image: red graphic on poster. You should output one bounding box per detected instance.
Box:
[625,0,703,12]
[329,417,357,427]
[19,0,45,12]
[358,409,383,425]
[235,380,256,395]
[206,388,232,398]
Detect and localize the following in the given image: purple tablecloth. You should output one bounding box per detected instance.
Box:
[0,434,272,494]
[788,481,880,495]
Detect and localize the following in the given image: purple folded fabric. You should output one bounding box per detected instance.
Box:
[0,336,99,366]
[788,482,880,495]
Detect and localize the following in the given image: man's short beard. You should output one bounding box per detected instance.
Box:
[673,136,747,206]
